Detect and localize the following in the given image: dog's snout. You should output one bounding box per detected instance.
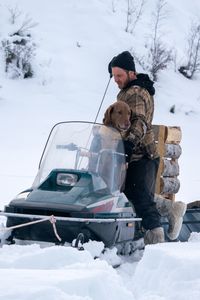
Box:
[124,120,131,129]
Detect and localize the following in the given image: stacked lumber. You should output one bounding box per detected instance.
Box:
[153,125,182,200]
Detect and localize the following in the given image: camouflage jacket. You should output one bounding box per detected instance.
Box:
[117,78,159,161]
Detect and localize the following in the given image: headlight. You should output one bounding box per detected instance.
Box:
[57,173,78,186]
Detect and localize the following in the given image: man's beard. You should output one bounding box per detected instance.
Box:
[119,77,130,89]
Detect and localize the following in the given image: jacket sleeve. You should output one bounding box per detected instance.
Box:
[123,91,148,146]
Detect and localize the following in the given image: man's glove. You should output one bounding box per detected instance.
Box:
[123,140,135,162]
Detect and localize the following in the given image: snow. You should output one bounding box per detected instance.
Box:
[1,240,200,300]
[0,0,200,299]
[0,244,130,300]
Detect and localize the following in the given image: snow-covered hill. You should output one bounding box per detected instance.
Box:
[0,0,200,299]
[0,0,199,206]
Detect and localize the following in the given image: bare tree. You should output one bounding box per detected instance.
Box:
[125,0,146,34]
[179,21,200,79]
[148,0,172,80]
[149,41,173,81]
[125,0,135,32]
[172,48,178,72]
[7,5,22,24]
[130,0,146,33]
[132,0,172,81]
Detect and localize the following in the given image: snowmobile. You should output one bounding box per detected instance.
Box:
[0,121,199,252]
[0,121,142,254]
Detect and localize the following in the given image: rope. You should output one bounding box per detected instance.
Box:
[0,215,62,242]
[49,215,62,242]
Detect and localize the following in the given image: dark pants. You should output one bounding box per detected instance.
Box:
[124,157,161,230]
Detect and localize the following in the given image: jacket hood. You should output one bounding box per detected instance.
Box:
[125,73,155,96]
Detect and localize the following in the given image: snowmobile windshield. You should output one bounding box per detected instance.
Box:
[33,121,126,194]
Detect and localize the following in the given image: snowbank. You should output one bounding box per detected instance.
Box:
[131,241,200,300]
[0,244,132,300]
[1,236,200,300]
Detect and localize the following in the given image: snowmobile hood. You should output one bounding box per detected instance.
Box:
[6,198,86,213]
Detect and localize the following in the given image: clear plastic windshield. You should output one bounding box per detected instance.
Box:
[33,122,126,193]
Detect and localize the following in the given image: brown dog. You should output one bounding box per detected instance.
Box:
[88,102,132,191]
[103,101,131,132]
[96,101,131,191]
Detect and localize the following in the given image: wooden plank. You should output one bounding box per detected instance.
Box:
[152,125,167,142]
[154,125,167,194]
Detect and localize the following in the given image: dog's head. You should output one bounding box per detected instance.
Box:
[103,101,131,132]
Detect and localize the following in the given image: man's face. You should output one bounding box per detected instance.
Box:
[112,67,131,89]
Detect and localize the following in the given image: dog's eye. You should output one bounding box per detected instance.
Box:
[117,111,122,115]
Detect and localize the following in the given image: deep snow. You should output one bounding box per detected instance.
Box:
[0,236,200,300]
[0,0,200,299]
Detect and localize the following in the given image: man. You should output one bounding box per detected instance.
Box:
[108,50,164,244]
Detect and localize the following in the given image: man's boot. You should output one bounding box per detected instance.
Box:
[144,227,165,245]
[154,194,187,240]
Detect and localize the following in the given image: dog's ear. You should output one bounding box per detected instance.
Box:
[103,105,114,125]
[130,108,133,121]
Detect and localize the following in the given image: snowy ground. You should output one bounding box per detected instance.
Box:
[0,0,200,299]
[0,236,200,300]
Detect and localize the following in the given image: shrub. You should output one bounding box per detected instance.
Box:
[2,33,36,79]
[1,7,37,79]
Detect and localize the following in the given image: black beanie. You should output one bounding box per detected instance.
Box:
[110,51,136,72]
